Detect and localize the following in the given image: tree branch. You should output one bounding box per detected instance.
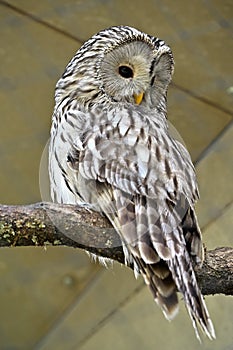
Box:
[0,202,232,295]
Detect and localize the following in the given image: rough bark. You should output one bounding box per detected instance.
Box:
[0,202,232,295]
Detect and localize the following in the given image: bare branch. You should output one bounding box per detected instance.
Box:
[0,202,232,295]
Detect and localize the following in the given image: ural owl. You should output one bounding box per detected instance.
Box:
[49,25,215,340]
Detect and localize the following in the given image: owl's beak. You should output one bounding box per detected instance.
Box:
[133,92,144,105]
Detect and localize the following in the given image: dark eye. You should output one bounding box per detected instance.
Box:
[118,65,134,78]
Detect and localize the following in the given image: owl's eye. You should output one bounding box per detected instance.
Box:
[118,65,134,79]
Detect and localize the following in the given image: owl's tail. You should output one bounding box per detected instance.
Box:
[99,187,215,340]
[137,196,216,341]
[114,193,215,341]
[169,249,215,341]
[135,246,215,341]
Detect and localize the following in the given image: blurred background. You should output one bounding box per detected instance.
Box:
[0,0,232,349]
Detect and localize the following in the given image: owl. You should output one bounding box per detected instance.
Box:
[49,25,215,340]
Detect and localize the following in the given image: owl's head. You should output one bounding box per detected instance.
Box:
[56,26,174,110]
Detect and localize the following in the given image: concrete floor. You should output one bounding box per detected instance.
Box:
[0,0,232,349]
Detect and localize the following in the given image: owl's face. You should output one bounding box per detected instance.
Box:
[56,26,174,109]
[100,39,174,108]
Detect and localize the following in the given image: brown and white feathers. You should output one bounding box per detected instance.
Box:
[49,25,215,340]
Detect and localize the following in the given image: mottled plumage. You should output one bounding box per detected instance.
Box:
[49,25,215,340]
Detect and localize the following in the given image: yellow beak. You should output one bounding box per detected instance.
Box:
[133,92,144,105]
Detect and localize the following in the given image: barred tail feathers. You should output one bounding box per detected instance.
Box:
[169,252,216,340]
[98,187,215,340]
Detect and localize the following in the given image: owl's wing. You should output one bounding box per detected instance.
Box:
[66,106,214,340]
